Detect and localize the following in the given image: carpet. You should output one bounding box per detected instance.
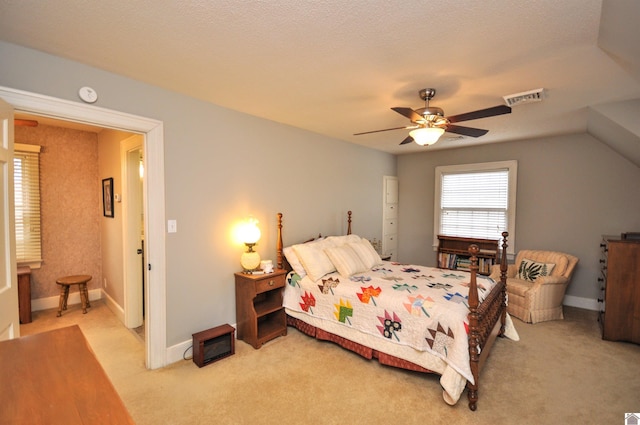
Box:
[20,301,640,424]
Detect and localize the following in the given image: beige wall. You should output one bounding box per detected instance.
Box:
[397,133,640,305]
[14,124,102,299]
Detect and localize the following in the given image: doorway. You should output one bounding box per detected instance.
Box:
[0,86,167,369]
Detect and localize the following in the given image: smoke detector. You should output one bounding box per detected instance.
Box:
[503,88,545,107]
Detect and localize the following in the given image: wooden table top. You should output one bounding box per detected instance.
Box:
[56,275,92,285]
[0,325,135,425]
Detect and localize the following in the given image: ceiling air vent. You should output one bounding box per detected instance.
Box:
[503,88,545,107]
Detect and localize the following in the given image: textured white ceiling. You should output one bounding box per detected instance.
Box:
[1,0,639,153]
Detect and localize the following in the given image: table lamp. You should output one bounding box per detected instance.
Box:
[240,218,261,272]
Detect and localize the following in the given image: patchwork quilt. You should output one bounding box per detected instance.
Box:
[283,262,500,391]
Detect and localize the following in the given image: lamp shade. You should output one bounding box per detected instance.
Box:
[240,217,261,271]
[240,218,261,244]
[409,127,445,146]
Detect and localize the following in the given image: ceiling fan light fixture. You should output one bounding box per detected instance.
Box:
[410,127,444,146]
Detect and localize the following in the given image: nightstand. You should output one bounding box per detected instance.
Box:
[234,269,288,349]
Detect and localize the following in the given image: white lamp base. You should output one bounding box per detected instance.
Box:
[241,251,261,272]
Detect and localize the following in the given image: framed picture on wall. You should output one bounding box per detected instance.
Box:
[102,177,114,218]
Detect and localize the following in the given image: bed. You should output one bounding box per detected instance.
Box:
[275,211,517,411]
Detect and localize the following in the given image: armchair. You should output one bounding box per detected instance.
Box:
[490,250,579,323]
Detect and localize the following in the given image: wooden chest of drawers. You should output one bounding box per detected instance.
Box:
[598,235,640,344]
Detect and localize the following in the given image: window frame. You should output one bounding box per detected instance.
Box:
[433,160,517,256]
[14,143,43,268]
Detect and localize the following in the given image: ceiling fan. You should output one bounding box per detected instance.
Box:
[354,88,511,146]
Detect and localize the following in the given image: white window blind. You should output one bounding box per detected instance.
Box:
[434,161,517,254]
[14,143,42,265]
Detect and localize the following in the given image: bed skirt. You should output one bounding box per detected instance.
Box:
[286,315,435,373]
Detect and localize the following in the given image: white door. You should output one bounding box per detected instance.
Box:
[122,135,144,328]
[0,98,19,340]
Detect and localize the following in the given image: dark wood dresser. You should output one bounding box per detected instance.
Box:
[598,235,640,344]
[17,266,32,323]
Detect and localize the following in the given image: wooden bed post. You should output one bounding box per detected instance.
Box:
[466,244,480,411]
[276,213,284,270]
[347,210,352,235]
[499,231,509,335]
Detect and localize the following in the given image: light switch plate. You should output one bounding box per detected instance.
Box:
[168,220,177,233]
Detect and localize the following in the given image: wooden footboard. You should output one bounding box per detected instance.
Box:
[467,232,509,411]
[276,212,509,411]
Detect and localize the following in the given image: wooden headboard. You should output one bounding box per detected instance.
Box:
[276,211,352,271]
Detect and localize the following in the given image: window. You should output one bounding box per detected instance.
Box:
[434,160,517,255]
[14,143,42,266]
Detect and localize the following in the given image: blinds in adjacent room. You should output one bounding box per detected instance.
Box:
[14,143,42,264]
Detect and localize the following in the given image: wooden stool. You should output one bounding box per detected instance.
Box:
[56,275,92,317]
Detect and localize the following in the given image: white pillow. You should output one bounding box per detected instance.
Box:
[283,246,307,278]
[292,239,337,282]
[347,238,383,269]
[325,234,363,245]
[283,237,329,278]
[324,244,368,277]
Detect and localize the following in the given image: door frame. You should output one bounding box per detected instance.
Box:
[0,86,167,369]
[0,97,19,341]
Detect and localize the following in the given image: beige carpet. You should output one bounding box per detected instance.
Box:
[20,301,640,424]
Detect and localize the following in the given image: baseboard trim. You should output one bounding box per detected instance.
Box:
[564,295,599,311]
[102,290,125,324]
[167,339,193,364]
[31,289,103,312]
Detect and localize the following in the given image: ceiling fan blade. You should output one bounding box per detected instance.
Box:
[354,125,417,136]
[399,135,414,145]
[15,119,39,127]
[391,107,423,122]
[447,105,511,123]
[445,124,489,138]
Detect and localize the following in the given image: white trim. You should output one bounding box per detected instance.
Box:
[0,86,168,369]
[102,289,126,324]
[563,295,599,311]
[31,288,103,312]
[1,87,157,133]
[167,339,194,364]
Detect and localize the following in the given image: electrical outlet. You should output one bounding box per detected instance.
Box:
[103,278,107,288]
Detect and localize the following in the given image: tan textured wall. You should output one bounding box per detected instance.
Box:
[15,124,102,299]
